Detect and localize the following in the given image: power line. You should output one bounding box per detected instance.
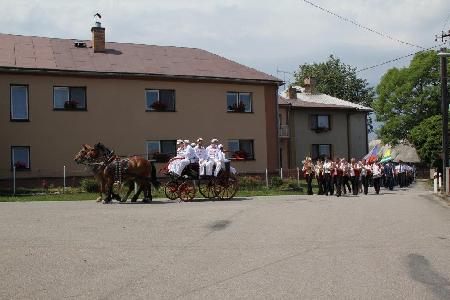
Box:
[300,0,425,50]
[356,43,446,73]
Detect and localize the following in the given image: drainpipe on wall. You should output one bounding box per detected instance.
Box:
[365,113,369,155]
[275,87,281,171]
[346,112,351,160]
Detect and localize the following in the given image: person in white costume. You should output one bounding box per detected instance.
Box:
[205,139,219,176]
[214,144,237,177]
[176,139,196,176]
[194,138,208,176]
[168,139,185,174]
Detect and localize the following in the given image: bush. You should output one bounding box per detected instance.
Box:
[270,176,283,188]
[80,178,99,193]
[280,178,303,191]
[239,175,264,190]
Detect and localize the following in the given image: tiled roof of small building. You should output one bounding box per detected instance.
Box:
[0,33,281,84]
[279,93,372,112]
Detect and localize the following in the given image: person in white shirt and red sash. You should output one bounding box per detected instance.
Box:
[372,162,383,194]
[350,158,361,195]
[302,157,314,195]
[362,160,372,195]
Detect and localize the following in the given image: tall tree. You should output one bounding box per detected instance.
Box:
[373,50,442,145]
[294,55,375,108]
[409,115,442,167]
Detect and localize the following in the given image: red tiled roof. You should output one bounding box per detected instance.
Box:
[0,33,281,84]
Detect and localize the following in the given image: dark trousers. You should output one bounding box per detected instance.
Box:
[386,176,394,190]
[343,176,351,194]
[351,176,359,195]
[330,176,335,195]
[324,174,332,195]
[334,175,342,197]
[317,176,324,195]
[373,176,381,194]
[306,174,313,195]
[399,173,405,187]
[362,175,371,195]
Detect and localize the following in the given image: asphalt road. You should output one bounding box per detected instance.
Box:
[1,182,450,299]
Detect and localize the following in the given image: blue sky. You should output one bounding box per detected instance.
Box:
[1,0,448,87]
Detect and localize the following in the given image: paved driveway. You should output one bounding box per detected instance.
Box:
[1,183,450,299]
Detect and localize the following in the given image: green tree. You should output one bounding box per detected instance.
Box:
[294,55,375,108]
[409,115,442,167]
[373,50,443,145]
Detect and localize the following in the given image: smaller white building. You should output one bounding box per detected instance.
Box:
[278,82,372,167]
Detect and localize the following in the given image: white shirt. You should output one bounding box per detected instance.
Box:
[323,161,331,174]
[206,145,218,160]
[194,145,208,161]
[184,145,197,162]
[372,164,382,177]
[215,149,226,162]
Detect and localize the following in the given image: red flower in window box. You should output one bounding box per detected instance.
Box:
[150,101,167,111]
[64,100,79,110]
[228,102,247,112]
[232,150,248,160]
[14,161,27,169]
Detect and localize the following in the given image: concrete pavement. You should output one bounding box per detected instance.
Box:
[0,182,449,299]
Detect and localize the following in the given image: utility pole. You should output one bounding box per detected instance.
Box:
[436,30,450,193]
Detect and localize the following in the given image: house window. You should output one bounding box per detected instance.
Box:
[227,92,252,113]
[228,139,254,160]
[11,146,30,170]
[311,115,330,131]
[146,140,177,162]
[312,144,332,160]
[145,89,175,111]
[10,85,29,121]
[53,87,87,110]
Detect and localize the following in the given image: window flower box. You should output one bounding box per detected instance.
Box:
[64,100,79,110]
[14,161,28,169]
[150,101,167,111]
[228,102,247,113]
[313,127,330,133]
[232,150,248,160]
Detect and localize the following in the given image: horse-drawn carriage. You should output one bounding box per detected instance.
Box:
[161,159,238,201]
[74,143,239,203]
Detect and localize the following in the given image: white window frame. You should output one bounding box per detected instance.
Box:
[227,92,252,113]
[10,85,29,120]
[53,86,70,109]
[11,146,31,170]
[145,90,160,111]
[146,140,161,158]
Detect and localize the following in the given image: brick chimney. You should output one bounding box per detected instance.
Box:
[91,22,105,53]
[287,86,297,99]
[304,77,316,94]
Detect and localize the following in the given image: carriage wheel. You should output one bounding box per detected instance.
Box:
[178,181,196,202]
[198,178,216,199]
[164,180,179,200]
[216,174,238,200]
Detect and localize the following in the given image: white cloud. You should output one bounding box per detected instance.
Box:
[0,0,449,85]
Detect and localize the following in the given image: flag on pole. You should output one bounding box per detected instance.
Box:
[363,145,379,163]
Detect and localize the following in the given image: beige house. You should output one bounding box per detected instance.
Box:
[279,83,372,168]
[0,22,282,181]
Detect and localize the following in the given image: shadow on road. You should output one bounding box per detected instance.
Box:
[406,253,450,300]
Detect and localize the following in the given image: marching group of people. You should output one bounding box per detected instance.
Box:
[168,138,236,177]
[302,157,415,196]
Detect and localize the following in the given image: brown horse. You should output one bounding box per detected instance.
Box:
[74,144,108,202]
[81,143,160,203]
